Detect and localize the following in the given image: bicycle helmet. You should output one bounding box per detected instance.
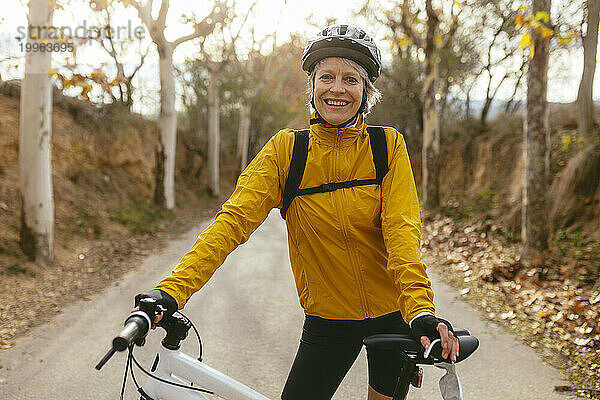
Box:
[302,25,382,82]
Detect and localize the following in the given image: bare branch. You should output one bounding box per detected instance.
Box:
[399,0,425,49]
[173,2,229,48]
[441,7,463,50]
[129,42,151,79]
[157,0,169,31]
[129,0,152,28]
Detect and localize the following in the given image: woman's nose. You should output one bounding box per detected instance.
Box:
[330,80,345,93]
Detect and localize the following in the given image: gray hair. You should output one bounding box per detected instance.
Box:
[308,57,382,115]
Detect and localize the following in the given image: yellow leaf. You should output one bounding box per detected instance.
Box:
[535,11,550,23]
[540,27,554,38]
[515,14,523,28]
[558,34,573,46]
[434,32,442,45]
[453,0,462,7]
[520,32,531,49]
[529,42,535,59]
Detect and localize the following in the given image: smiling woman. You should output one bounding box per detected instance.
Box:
[302,25,383,127]
[309,57,382,126]
[133,23,461,400]
[311,58,365,126]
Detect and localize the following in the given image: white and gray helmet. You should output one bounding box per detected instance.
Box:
[302,25,382,82]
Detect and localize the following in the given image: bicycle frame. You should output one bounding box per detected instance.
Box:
[142,344,271,400]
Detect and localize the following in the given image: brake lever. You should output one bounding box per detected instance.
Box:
[134,299,166,346]
[423,338,441,359]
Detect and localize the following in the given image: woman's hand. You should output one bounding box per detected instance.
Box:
[130,306,163,329]
[411,315,459,363]
[421,322,459,363]
[133,289,178,329]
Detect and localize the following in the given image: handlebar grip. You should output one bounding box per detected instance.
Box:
[112,312,151,351]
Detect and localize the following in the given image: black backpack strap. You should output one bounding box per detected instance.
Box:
[366,126,389,182]
[280,129,310,220]
[280,126,388,220]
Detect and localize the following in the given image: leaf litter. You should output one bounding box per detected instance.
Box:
[422,214,600,399]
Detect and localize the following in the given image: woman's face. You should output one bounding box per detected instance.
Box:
[312,58,364,126]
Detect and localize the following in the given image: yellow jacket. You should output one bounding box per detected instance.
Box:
[156,116,435,323]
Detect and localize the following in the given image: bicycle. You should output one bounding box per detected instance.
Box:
[96,298,479,400]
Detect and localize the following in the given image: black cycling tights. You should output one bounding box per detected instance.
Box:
[281,311,411,400]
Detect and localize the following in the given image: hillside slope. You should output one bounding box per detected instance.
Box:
[0,82,223,346]
[440,105,600,243]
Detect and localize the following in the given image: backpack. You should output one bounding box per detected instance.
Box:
[280,126,388,219]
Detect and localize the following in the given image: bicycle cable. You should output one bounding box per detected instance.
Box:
[120,311,215,398]
[176,311,203,361]
[128,345,215,396]
[119,347,131,400]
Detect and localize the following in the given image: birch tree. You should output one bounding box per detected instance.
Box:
[126,0,227,209]
[521,0,552,266]
[577,0,600,139]
[19,0,55,267]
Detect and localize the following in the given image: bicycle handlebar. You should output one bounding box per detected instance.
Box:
[112,312,151,351]
[363,329,479,365]
[95,298,159,370]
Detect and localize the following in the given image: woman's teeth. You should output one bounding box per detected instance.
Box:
[325,100,349,106]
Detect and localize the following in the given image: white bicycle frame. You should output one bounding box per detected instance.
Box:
[141,343,271,400]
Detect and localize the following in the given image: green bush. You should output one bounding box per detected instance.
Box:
[111,201,168,234]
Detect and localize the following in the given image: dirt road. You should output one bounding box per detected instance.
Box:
[0,210,572,399]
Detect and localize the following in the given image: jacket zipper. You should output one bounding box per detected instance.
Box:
[333,128,370,317]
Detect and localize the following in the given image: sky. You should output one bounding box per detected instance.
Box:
[0,0,593,114]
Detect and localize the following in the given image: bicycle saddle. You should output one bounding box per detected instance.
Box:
[363,329,479,365]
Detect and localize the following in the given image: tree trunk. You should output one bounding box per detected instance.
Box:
[480,96,492,127]
[19,0,54,268]
[237,102,251,175]
[422,49,440,210]
[465,88,471,120]
[578,0,600,139]
[421,0,441,210]
[154,43,177,210]
[208,67,220,197]
[521,0,551,266]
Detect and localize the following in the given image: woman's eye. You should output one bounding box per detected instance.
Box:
[347,76,359,83]
[320,74,333,80]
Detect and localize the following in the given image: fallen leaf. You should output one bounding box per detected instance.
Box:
[500,311,515,320]
[0,341,14,349]
[574,338,591,346]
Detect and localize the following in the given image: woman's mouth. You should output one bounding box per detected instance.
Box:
[324,99,350,107]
